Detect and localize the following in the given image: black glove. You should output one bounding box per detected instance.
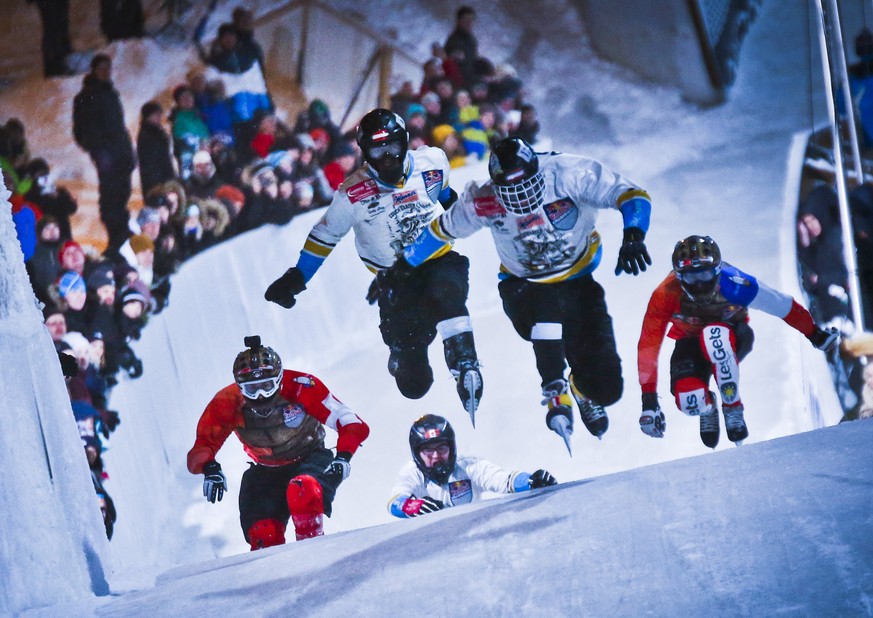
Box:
[614,227,651,276]
[808,326,840,354]
[264,267,307,309]
[370,257,415,306]
[150,277,171,315]
[529,469,557,489]
[118,345,144,379]
[58,351,79,378]
[640,392,666,438]
[202,461,227,503]
[102,409,121,433]
[365,276,381,305]
[323,451,352,486]
[402,495,445,517]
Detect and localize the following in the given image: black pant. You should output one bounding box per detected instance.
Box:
[238,447,338,542]
[498,274,622,405]
[91,151,132,252]
[378,251,471,398]
[34,0,72,77]
[669,321,754,394]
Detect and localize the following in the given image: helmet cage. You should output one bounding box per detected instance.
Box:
[493,170,546,215]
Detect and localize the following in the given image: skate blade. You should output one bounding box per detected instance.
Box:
[461,371,482,428]
[549,416,573,456]
[733,439,744,447]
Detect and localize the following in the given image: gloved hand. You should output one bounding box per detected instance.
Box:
[323,451,352,486]
[639,392,666,438]
[808,326,840,354]
[367,257,414,306]
[264,267,307,309]
[118,346,144,379]
[58,351,78,378]
[401,495,445,517]
[101,410,121,432]
[202,461,227,503]
[529,469,557,489]
[614,227,651,276]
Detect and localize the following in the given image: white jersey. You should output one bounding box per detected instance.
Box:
[388,455,526,512]
[301,146,451,271]
[440,153,645,282]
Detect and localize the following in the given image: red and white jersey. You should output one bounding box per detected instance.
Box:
[301,146,451,272]
[441,153,646,282]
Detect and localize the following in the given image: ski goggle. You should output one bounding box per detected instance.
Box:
[367,141,403,159]
[676,268,720,284]
[419,443,451,457]
[238,376,281,399]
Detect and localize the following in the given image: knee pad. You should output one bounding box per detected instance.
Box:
[700,324,741,407]
[247,518,286,551]
[674,377,710,416]
[394,353,434,399]
[286,474,324,517]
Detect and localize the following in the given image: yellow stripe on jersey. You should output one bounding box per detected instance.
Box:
[302,235,335,258]
[617,189,651,207]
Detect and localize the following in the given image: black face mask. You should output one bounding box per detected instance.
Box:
[366,140,406,184]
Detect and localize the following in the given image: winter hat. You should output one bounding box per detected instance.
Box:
[265,150,290,168]
[136,206,161,227]
[249,160,274,179]
[431,124,456,147]
[215,184,245,206]
[63,331,90,357]
[295,133,316,151]
[119,284,148,307]
[87,264,115,291]
[58,240,83,263]
[140,100,162,119]
[58,271,86,298]
[192,150,213,166]
[129,233,154,255]
[421,92,440,107]
[309,128,329,146]
[308,99,330,121]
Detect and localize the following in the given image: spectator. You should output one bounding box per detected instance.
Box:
[116,280,151,344]
[54,271,88,332]
[288,135,332,208]
[510,103,540,145]
[443,6,479,89]
[2,118,32,170]
[293,99,343,161]
[322,142,357,191]
[421,91,443,134]
[797,184,851,332]
[850,183,873,328]
[390,80,418,119]
[206,133,241,184]
[309,128,331,166]
[27,216,63,303]
[118,233,155,287]
[100,0,143,41]
[59,239,86,275]
[434,79,458,125]
[186,150,224,199]
[488,63,523,111]
[848,29,873,150]
[84,265,125,376]
[137,101,176,196]
[27,0,73,77]
[21,159,78,241]
[10,181,39,261]
[72,54,136,253]
[429,42,463,89]
[232,6,265,70]
[170,85,210,181]
[192,198,232,252]
[250,110,290,159]
[199,79,235,141]
[204,23,271,131]
[431,124,468,168]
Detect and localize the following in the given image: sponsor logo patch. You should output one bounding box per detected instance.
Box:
[347,179,380,203]
[474,195,506,217]
[423,428,441,439]
[293,376,315,387]
[680,387,707,416]
[422,170,443,203]
[283,403,306,428]
[720,381,738,404]
[543,198,578,230]
[392,190,419,206]
[449,479,473,505]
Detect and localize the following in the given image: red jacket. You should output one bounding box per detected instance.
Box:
[187,369,369,473]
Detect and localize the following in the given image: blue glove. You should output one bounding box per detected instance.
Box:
[615,227,651,276]
[202,461,227,503]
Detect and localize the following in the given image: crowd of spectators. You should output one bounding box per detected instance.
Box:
[9,3,543,540]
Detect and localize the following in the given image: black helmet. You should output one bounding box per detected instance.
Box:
[233,335,283,402]
[357,108,409,185]
[672,235,722,301]
[409,414,456,485]
[488,137,545,215]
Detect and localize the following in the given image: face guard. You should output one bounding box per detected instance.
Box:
[493,169,546,215]
[676,267,721,301]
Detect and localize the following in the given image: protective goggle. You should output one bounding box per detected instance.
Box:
[676,268,720,284]
[419,443,450,457]
[367,141,403,159]
[239,376,281,399]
